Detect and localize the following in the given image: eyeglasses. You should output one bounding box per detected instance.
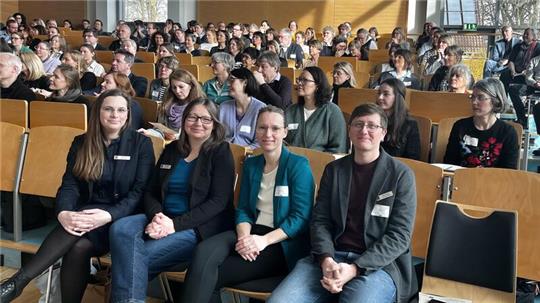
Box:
[351,121,383,132]
[101,106,128,114]
[186,114,213,124]
[296,77,316,85]
[256,126,284,134]
[468,94,492,102]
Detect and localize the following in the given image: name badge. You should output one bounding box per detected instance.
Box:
[275,186,289,197]
[160,164,172,170]
[151,90,159,98]
[239,125,251,133]
[403,81,412,86]
[463,135,478,147]
[290,54,296,59]
[377,191,393,201]
[287,123,299,130]
[114,155,131,161]
[371,204,390,218]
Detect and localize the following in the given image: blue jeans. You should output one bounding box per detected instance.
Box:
[267,252,396,303]
[109,214,198,303]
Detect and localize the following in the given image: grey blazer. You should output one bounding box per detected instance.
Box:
[310,150,418,303]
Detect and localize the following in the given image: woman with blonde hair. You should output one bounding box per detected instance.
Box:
[19,51,49,89]
[61,49,96,90]
[140,69,205,139]
[0,89,155,303]
[331,61,357,104]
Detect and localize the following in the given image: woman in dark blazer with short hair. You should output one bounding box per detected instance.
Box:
[0,89,155,303]
[109,98,236,303]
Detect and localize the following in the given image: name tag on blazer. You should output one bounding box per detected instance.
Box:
[239,125,251,133]
[114,155,131,161]
[275,186,289,197]
[403,81,412,86]
[290,54,297,59]
[287,123,299,130]
[371,204,390,218]
[160,164,172,170]
[151,90,159,98]
[377,191,393,201]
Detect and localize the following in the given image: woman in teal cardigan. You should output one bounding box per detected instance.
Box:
[181,106,315,303]
[285,66,348,153]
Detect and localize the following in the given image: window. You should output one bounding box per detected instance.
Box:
[443,0,477,26]
[124,0,168,22]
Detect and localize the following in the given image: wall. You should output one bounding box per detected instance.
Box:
[197,0,409,34]
[3,0,86,27]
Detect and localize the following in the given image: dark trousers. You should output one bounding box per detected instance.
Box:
[508,83,531,126]
[181,225,288,303]
[15,224,109,303]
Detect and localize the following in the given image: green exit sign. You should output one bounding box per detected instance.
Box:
[463,23,478,31]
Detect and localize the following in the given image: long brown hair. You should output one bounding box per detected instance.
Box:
[105,72,136,97]
[73,89,132,181]
[160,68,205,117]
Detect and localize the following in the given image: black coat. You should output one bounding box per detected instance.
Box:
[144,141,235,240]
[55,129,155,221]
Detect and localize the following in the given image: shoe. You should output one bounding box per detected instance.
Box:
[533,148,540,157]
[0,272,25,303]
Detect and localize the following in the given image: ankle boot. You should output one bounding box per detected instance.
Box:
[0,271,28,302]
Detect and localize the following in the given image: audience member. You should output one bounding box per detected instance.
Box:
[109,98,235,303]
[111,49,147,97]
[0,89,154,303]
[268,103,418,303]
[253,50,292,109]
[285,66,348,153]
[444,78,518,168]
[332,61,357,104]
[219,67,266,148]
[182,106,314,303]
[203,52,235,104]
[149,56,179,101]
[483,26,520,78]
[0,52,36,101]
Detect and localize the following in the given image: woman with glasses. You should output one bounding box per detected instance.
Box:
[203,52,235,105]
[181,106,314,303]
[285,66,348,153]
[444,78,518,168]
[219,67,266,149]
[0,89,155,303]
[9,31,30,54]
[110,98,235,303]
[376,78,420,160]
[148,56,179,101]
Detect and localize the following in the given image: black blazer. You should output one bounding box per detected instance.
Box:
[143,141,235,240]
[129,73,148,97]
[55,129,155,221]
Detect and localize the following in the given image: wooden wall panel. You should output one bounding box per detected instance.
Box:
[18,1,86,26]
[1,1,19,22]
[198,0,408,34]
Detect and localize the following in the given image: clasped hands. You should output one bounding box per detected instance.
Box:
[235,234,269,262]
[145,212,175,239]
[320,257,358,294]
[58,209,112,236]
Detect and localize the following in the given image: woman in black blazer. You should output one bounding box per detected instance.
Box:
[376,78,421,160]
[0,89,155,303]
[109,98,235,303]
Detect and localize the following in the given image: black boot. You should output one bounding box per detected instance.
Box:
[0,270,28,303]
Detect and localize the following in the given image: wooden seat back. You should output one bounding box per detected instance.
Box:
[132,63,156,80]
[1,99,28,129]
[198,65,215,83]
[192,56,211,66]
[20,126,85,198]
[30,101,87,130]
[288,146,335,188]
[95,50,114,64]
[433,117,462,163]
[452,168,540,281]
[317,56,357,73]
[229,143,248,206]
[133,97,160,125]
[396,157,443,258]
[411,115,433,163]
[175,53,193,65]
[136,51,156,63]
[0,123,26,191]
[408,90,471,123]
[338,88,378,115]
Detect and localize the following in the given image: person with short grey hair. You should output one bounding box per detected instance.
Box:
[203,52,235,104]
[444,78,518,168]
[278,28,304,67]
[0,52,36,101]
[447,63,474,93]
[253,50,292,109]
